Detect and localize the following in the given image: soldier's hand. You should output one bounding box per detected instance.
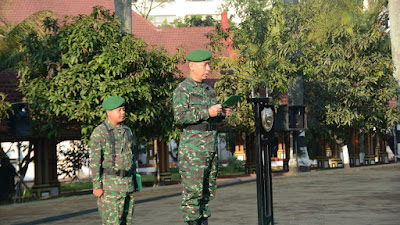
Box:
[93,188,104,198]
[223,107,232,117]
[208,104,222,117]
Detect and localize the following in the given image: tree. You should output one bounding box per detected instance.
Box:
[305,0,398,139]
[211,0,400,164]
[18,6,185,143]
[4,6,185,190]
[209,0,312,132]
[302,0,399,167]
[213,0,317,172]
[0,8,57,198]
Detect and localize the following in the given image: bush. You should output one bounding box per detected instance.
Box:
[227,156,244,169]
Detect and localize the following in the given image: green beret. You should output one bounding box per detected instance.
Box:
[102,96,125,110]
[186,49,212,62]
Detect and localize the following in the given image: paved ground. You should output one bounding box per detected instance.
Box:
[0,163,399,225]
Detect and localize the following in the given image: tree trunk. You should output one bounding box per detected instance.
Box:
[158,140,171,181]
[31,139,60,197]
[114,0,132,35]
[389,0,400,83]
[153,138,159,187]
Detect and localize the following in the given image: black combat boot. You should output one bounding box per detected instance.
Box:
[198,217,208,225]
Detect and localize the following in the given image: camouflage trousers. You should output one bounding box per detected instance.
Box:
[179,149,219,222]
[97,190,135,225]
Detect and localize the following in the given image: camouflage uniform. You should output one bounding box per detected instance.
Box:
[90,119,136,225]
[173,75,224,222]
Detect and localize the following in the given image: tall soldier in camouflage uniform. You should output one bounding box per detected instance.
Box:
[90,96,137,225]
[173,49,232,225]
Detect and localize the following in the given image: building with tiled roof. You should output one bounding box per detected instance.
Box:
[0,0,114,25]
[1,0,223,78]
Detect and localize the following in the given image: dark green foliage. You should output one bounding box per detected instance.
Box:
[18,6,185,142]
[210,0,399,145]
[227,155,244,169]
[214,73,255,132]
[209,0,312,132]
[303,0,399,142]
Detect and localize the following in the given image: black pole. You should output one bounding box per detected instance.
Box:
[255,101,265,224]
[263,121,274,224]
[251,98,274,225]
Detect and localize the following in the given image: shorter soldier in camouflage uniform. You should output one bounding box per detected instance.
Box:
[90,96,137,225]
[173,49,232,225]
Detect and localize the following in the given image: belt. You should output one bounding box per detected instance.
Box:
[103,168,133,177]
[184,124,217,131]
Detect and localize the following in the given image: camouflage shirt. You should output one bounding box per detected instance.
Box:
[173,75,224,151]
[90,119,136,192]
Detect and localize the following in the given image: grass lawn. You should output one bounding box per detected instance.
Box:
[140,165,247,182]
[219,165,245,175]
[60,180,93,192]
